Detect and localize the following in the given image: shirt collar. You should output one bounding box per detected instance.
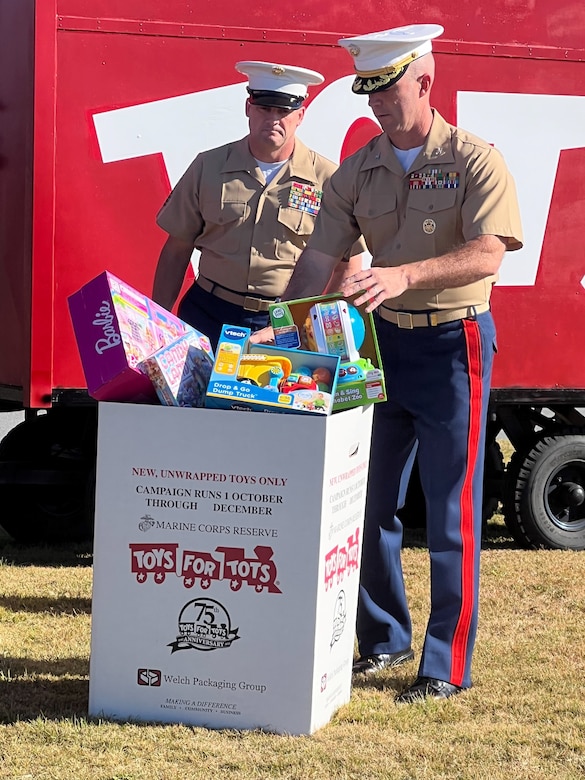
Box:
[221,137,319,185]
[359,109,455,174]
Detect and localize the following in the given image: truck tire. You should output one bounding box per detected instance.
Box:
[503,433,585,551]
[0,409,96,544]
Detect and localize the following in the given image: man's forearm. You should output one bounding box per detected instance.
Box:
[323,255,364,294]
[152,236,194,311]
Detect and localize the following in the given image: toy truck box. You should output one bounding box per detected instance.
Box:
[68,271,193,403]
[270,295,386,412]
[137,329,215,408]
[205,325,341,416]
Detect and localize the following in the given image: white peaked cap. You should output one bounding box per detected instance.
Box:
[235,61,324,104]
[338,24,444,94]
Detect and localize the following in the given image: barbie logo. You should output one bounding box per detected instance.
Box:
[93,300,121,353]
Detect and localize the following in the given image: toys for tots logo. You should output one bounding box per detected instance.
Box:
[168,597,240,653]
[129,542,281,593]
[324,528,360,591]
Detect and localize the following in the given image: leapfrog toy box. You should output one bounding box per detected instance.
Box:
[68,271,196,402]
[269,294,386,412]
[137,330,215,408]
[205,325,340,415]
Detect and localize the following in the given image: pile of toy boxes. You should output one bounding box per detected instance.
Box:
[68,272,386,416]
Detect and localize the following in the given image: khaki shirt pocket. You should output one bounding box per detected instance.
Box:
[274,207,316,262]
[203,200,248,254]
[354,191,398,247]
[406,189,459,242]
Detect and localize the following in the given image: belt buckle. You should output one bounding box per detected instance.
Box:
[243,296,264,312]
[396,312,414,329]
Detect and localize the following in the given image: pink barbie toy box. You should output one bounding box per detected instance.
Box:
[68,271,193,402]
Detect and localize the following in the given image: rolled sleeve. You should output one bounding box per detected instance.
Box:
[156,156,204,243]
[307,170,363,258]
[462,145,523,251]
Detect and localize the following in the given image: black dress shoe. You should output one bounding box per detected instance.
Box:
[395,676,463,703]
[352,648,415,675]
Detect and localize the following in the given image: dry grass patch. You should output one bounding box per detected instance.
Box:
[1,535,584,780]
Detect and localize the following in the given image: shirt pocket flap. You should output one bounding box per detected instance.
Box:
[354,190,397,219]
[213,201,248,225]
[277,206,316,236]
[408,189,457,214]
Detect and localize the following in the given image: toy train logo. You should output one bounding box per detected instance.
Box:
[129,542,281,593]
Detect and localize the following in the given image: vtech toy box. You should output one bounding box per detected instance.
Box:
[205,325,340,416]
[269,294,386,412]
[68,271,194,402]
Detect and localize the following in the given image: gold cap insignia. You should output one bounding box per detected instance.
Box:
[272,65,285,75]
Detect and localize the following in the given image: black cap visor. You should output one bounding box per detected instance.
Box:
[352,64,409,95]
[247,88,305,110]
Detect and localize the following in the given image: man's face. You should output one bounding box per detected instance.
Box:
[246,102,305,155]
[367,74,424,138]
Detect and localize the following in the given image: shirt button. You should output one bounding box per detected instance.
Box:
[395,243,401,250]
[428,204,434,211]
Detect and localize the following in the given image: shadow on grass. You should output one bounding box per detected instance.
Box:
[0,673,89,722]
[0,539,93,567]
[0,594,92,614]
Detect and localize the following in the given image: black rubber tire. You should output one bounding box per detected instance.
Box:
[502,448,532,548]
[503,433,585,551]
[0,409,96,545]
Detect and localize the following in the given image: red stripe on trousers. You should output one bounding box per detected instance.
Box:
[450,319,483,685]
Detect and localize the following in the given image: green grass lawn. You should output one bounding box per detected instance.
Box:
[1,520,584,780]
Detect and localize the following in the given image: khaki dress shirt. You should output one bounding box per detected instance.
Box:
[157,137,361,298]
[307,110,523,311]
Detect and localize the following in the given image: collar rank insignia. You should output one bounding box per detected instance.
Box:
[409,169,460,190]
[288,182,323,215]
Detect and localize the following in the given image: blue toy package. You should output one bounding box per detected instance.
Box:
[269,294,386,411]
[137,329,215,407]
[205,324,341,415]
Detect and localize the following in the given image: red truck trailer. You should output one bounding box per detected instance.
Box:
[1,0,585,550]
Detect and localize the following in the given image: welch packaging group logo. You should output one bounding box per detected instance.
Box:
[137,668,161,686]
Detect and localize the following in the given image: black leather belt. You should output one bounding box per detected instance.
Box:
[197,275,275,313]
[379,302,490,328]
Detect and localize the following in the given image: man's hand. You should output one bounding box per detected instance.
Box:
[249,326,275,345]
[341,266,409,312]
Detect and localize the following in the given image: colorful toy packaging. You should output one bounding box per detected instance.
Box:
[269,293,387,411]
[68,271,205,402]
[205,324,340,415]
[136,329,214,407]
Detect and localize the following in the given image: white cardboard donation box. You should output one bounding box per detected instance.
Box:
[89,402,374,735]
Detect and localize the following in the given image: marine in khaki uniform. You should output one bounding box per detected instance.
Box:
[153,60,364,348]
[273,25,523,702]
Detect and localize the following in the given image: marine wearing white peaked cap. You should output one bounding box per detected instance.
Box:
[235,60,324,110]
[338,23,444,94]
